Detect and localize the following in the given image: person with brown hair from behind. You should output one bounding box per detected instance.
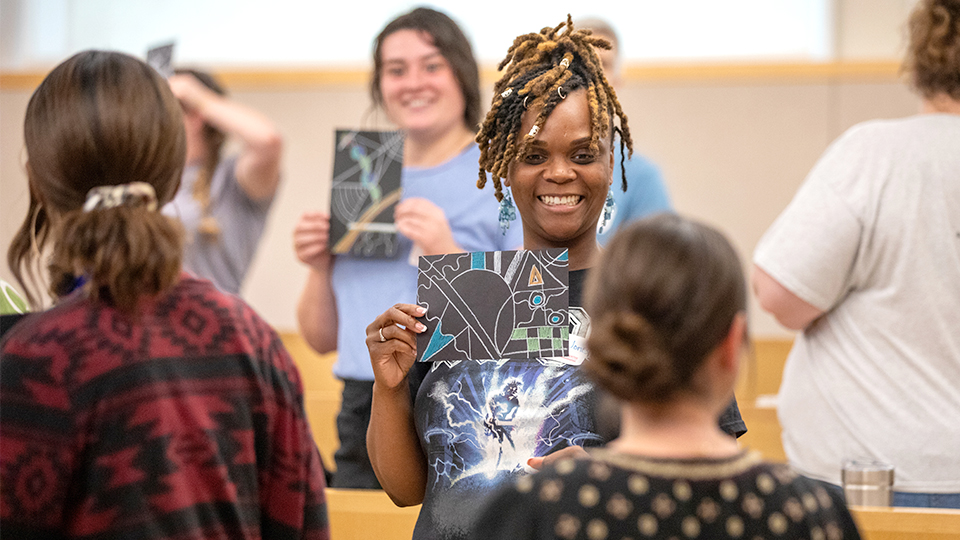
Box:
[470,214,862,540]
[2,50,327,539]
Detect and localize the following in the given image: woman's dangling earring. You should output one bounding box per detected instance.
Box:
[498,190,517,235]
[597,189,616,235]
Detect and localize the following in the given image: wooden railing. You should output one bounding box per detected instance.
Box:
[326,488,419,540]
[850,506,960,540]
[279,330,798,469]
[0,61,903,91]
[279,332,342,473]
[323,488,960,540]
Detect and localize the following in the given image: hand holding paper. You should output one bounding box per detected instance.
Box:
[395,197,460,256]
[366,303,427,391]
[293,211,333,272]
[416,249,570,362]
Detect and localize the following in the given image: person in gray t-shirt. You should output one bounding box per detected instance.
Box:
[163,69,282,294]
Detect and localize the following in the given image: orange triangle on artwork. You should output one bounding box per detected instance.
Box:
[529,265,544,286]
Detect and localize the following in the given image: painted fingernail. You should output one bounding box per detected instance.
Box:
[416,306,426,315]
[416,323,426,332]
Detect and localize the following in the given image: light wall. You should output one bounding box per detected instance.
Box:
[0,65,919,337]
[0,0,923,337]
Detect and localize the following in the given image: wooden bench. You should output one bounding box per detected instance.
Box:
[326,488,419,540]
[851,506,960,540]
[278,331,800,471]
[323,489,960,540]
[279,331,342,473]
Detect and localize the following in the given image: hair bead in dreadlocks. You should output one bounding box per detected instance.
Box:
[477,14,634,199]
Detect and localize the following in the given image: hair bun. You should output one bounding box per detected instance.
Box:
[585,310,679,402]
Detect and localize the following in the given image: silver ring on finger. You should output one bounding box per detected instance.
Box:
[379,326,386,342]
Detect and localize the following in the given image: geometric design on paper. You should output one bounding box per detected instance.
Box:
[416,249,569,362]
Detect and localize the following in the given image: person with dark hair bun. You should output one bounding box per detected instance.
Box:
[365,17,744,540]
[162,67,283,295]
[470,214,861,540]
[754,0,960,508]
[1,50,328,539]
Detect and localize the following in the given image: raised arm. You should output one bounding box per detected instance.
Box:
[294,211,338,354]
[169,73,282,201]
[752,264,825,331]
[365,304,429,506]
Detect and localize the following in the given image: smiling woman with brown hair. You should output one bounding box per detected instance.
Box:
[292,7,522,490]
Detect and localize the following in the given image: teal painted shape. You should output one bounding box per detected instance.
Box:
[472,251,485,269]
[422,321,456,361]
[558,250,568,261]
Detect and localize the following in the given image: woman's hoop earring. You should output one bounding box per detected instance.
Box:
[523,96,530,109]
[557,86,566,100]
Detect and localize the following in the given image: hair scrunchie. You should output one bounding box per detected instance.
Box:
[83,182,158,212]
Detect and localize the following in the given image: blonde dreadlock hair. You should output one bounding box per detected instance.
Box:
[476,15,634,202]
[175,68,226,239]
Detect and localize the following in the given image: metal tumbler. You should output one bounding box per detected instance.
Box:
[841,459,894,507]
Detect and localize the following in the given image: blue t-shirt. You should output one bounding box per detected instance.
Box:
[597,147,672,245]
[331,145,523,380]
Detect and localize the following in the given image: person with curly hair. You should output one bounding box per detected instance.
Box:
[753,0,960,508]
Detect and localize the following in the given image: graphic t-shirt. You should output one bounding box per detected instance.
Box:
[408,268,747,540]
[411,270,601,540]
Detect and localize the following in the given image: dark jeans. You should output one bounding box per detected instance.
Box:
[814,478,960,509]
[331,379,382,489]
[893,492,960,509]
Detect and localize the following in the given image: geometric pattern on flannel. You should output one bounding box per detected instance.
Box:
[0,278,329,540]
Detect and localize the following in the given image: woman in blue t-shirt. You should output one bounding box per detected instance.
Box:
[292,7,523,489]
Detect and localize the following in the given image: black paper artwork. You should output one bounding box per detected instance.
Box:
[146,42,175,79]
[416,249,569,362]
[329,130,404,258]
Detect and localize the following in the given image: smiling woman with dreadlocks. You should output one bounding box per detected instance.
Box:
[365,17,745,540]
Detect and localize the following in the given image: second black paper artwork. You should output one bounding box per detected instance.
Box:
[329,129,404,258]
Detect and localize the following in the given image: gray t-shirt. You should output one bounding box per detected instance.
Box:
[163,156,273,295]
[754,114,960,492]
